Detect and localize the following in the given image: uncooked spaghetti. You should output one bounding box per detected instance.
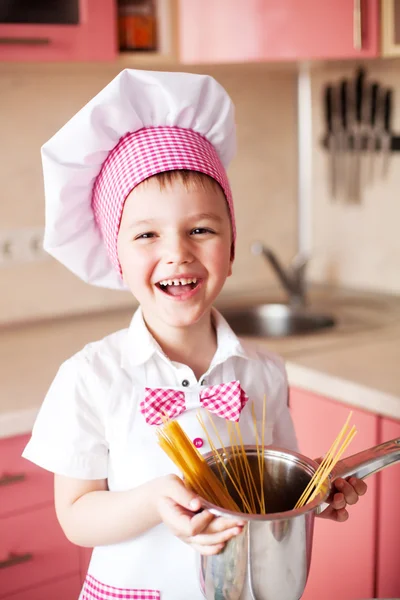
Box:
[156,401,357,515]
[294,411,357,508]
[156,417,240,512]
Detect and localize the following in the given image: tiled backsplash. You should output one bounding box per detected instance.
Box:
[0,62,297,325]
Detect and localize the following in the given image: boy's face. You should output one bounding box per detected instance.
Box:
[117,176,233,332]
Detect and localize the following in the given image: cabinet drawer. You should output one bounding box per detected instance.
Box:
[0,434,53,517]
[0,505,80,597]
[2,573,81,600]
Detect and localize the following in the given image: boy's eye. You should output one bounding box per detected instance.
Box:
[135,232,156,240]
[191,227,214,235]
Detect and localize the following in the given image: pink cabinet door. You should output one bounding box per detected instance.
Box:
[0,505,80,597]
[289,387,378,600]
[2,574,82,600]
[178,0,379,63]
[79,546,93,583]
[376,417,400,598]
[0,0,117,61]
[0,434,53,518]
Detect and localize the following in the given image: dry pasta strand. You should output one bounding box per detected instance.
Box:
[295,413,357,509]
[197,413,253,512]
[251,402,265,514]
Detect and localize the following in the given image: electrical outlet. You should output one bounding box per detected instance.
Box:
[0,228,50,267]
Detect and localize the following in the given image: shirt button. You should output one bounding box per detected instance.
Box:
[182,379,190,387]
[193,438,204,448]
[200,379,206,385]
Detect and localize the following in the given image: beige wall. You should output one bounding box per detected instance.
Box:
[0,61,297,326]
[308,59,400,295]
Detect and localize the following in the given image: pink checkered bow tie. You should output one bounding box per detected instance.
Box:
[140,381,249,426]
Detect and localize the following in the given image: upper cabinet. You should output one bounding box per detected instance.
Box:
[178,0,380,63]
[3,0,400,64]
[381,0,400,56]
[0,0,117,61]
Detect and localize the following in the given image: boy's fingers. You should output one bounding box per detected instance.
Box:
[188,513,246,539]
[318,504,349,521]
[330,492,346,510]
[204,516,246,534]
[192,543,225,556]
[164,475,201,511]
[189,526,243,547]
[334,507,349,522]
[159,498,218,538]
[334,479,359,505]
[349,477,368,496]
[189,510,216,535]
[157,496,194,535]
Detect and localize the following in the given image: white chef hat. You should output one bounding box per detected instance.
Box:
[41,69,237,290]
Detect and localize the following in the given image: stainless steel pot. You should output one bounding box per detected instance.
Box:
[198,438,400,600]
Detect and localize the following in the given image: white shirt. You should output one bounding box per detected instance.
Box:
[23,308,298,599]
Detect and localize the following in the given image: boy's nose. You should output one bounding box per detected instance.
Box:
[164,236,194,265]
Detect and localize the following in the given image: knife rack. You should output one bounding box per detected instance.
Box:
[322,134,400,151]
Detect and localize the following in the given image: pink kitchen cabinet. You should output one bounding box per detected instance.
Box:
[2,574,82,600]
[376,416,400,598]
[178,0,380,63]
[0,434,53,517]
[0,433,82,599]
[289,387,378,600]
[0,0,117,62]
[79,547,93,583]
[0,504,80,597]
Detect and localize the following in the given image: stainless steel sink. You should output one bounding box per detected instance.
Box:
[221,304,336,338]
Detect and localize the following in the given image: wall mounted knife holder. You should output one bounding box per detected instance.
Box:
[321,67,396,203]
[322,134,400,152]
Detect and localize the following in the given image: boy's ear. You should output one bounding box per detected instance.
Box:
[227,260,233,277]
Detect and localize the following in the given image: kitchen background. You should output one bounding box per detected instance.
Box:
[1,4,400,326]
[1,2,400,600]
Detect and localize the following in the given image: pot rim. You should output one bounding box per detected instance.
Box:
[199,444,331,521]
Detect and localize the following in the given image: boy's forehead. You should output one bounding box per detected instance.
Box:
[122,178,229,221]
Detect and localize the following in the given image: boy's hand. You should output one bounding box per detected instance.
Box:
[318,477,367,522]
[156,474,245,555]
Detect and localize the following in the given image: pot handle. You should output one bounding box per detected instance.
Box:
[331,437,400,481]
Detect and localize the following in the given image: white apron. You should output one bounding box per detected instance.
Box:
[80,366,274,600]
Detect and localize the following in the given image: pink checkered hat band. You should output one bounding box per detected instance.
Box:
[92,126,236,276]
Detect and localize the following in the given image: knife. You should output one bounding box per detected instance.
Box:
[324,84,338,199]
[381,88,393,177]
[339,79,349,199]
[351,67,366,203]
[367,82,379,182]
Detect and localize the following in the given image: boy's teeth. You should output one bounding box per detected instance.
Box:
[159,278,197,286]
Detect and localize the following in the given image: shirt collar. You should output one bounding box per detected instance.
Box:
[210,308,250,366]
[121,306,251,370]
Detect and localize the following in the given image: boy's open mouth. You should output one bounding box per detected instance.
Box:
[156,278,200,296]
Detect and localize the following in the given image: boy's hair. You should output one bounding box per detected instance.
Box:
[144,169,224,195]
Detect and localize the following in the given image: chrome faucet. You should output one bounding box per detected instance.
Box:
[251,241,308,307]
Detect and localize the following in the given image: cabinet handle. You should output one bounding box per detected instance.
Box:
[0,37,50,46]
[0,552,33,570]
[353,0,362,50]
[0,472,26,486]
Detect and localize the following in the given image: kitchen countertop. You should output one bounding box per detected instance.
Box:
[1,284,400,438]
